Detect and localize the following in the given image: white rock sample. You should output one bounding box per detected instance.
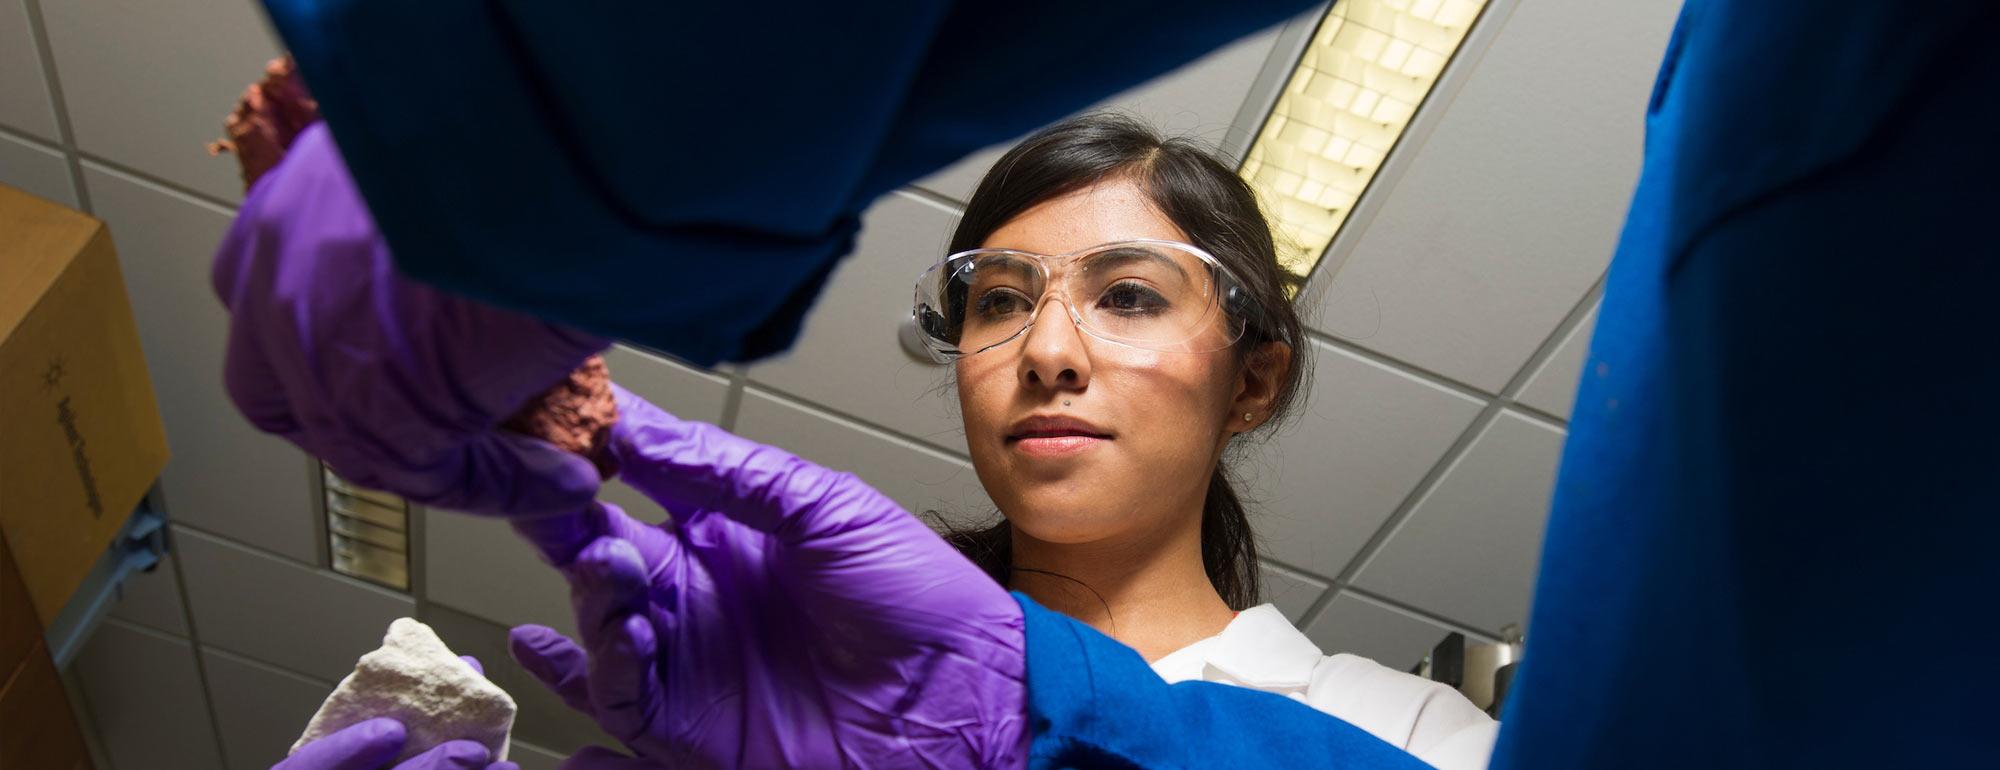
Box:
[291,617,516,762]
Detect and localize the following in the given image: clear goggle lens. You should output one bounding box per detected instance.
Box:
[912,240,1255,359]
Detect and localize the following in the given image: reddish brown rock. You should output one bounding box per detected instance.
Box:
[501,354,620,479]
[209,56,321,192]
[212,59,618,478]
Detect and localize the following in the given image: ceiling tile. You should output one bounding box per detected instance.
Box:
[507,741,568,770]
[175,526,414,682]
[1353,409,1564,633]
[1303,0,1680,391]
[732,388,994,526]
[200,647,331,770]
[71,621,226,770]
[0,0,58,139]
[420,603,616,756]
[597,343,732,524]
[745,191,969,455]
[603,344,731,425]
[597,476,667,529]
[1515,302,1598,420]
[423,508,578,639]
[1246,339,1484,577]
[40,0,279,201]
[1258,560,1330,624]
[915,23,1288,202]
[1303,591,1462,672]
[103,546,187,637]
[85,163,318,561]
[0,131,74,207]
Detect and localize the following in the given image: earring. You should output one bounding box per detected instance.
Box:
[1243,412,1254,423]
[1063,400,1071,407]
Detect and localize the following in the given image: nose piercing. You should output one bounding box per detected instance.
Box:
[1063,400,1071,407]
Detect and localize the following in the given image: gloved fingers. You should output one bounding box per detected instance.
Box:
[570,538,652,649]
[458,655,483,676]
[570,539,671,753]
[507,624,595,715]
[512,502,682,577]
[383,431,602,518]
[272,717,406,770]
[484,764,520,770]
[390,739,491,770]
[607,382,896,543]
[556,746,667,769]
[587,613,674,758]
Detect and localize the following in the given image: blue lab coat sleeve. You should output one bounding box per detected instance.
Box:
[255,0,1317,365]
[1491,2,2000,768]
[1016,593,1429,770]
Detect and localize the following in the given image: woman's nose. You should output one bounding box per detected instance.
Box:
[1017,298,1092,392]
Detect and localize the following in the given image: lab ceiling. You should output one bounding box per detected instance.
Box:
[0,0,1679,766]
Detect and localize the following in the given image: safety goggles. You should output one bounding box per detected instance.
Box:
[912,239,1260,361]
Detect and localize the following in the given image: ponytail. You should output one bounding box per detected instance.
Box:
[1200,464,1261,610]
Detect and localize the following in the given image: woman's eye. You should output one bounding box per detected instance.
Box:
[974,288,1034,318]
[1099,282,1169,313]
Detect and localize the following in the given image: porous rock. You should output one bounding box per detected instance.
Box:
[501,353,620,478]
[291,618,516,762]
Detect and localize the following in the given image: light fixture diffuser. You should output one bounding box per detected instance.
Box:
[1240,0,1490,283]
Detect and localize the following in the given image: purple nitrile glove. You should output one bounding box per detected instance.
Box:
[505,383,1029,769]
[273,718,518,770]
[212,122,608,517]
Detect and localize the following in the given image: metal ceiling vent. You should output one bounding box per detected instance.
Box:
[321,465,410,590]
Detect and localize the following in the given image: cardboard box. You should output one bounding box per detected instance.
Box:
[0,637,91,770]
[0,531,91,770]
[1,531,38,685]
[0,183,169,627]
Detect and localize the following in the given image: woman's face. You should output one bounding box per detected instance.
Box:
[955,177,1259,547]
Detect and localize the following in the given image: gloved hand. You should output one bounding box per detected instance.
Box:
[275,655,519,770]
[212,123,609,516]
[505,384,1029,769]
[274,718,515,770]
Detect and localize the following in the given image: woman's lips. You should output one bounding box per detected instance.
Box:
[1006,415,1112,457]
[1008,434,1109,457]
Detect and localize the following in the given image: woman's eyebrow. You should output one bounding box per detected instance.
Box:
[1087,246,1191,282]
[966,253,1042,284]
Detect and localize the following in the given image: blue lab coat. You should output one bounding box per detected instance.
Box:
[1493,1,2000,767]
[258,0,1317,366]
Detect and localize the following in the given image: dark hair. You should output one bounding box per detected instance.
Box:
[939,112,1310,611]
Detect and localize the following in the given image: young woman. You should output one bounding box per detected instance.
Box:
[924,113,1497,768]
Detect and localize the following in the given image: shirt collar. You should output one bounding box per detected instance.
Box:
[1193,604,1325,689]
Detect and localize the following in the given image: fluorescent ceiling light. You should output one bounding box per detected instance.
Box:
[1240,0,1490,284]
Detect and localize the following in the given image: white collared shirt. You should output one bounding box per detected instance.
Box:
[1150,604,1498,770]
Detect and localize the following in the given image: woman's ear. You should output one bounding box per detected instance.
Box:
[1231,341,1292,432]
